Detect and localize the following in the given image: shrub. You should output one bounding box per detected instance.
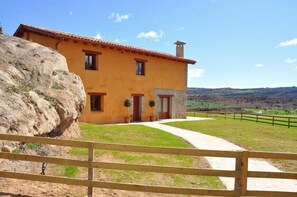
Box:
[124,99,131,107]
[149,100,155,107]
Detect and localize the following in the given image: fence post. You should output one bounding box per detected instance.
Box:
[194,111,196,117]
[234,151,249,197]
[256,115,258,122]
[272,116,275,126]
[233,113,235,120]
[240,113,243,121]
[88,143,94,197]
[288,117,291,128]
[225,113,226,120]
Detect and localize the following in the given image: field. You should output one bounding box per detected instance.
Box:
[166,116,297,172]
[245,108,297,116]
[187,100,229,110]
[187,100,297,115]
[55,123,225,191]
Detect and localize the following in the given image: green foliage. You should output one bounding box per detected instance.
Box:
[187,100,229,110]
[26,143,39,150]
[124,99,131,107]
[149,100,155,107]
[245,108,297,116]
[44,95,59,108]
[51,82,65,90]
[6,83,35,102]
[63,166,79,177]
[7,85,20,94]
[5,81,60,108]
[12,146,24,153]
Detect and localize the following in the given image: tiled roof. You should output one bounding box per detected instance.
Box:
[14,24,196,64]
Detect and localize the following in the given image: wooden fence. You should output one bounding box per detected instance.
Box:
[189,111,297,128]
[0,133,297,197]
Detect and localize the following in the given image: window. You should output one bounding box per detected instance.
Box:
[85,53,96,70]
[89,92,106,112]
[90,95,101,111]
[136,61,145,75]
[83,50,101,70]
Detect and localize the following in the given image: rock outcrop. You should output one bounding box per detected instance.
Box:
[0,34,86,141]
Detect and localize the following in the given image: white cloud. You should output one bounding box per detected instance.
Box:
[69,11,73,16]
[109,13,130,23]
[137,30,164,41]
[188,68,204,78]
[255,63,264,67]
[94,33,103,39]
[115,38,128,43]
[277,38,297,47]
[284,58,297,64]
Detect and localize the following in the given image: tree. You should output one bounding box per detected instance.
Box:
[0,24,3,34]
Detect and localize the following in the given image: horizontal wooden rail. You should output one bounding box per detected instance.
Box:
[0,152,89,167]
[247,191,297,197]
[91,143,243,158]
[0,133,89,148]
[1,133,297,196]
[0,171,234,196]
[248,171,297,179]
[0,152,240,177]
[0,133,242,158]
[249,151,297,160]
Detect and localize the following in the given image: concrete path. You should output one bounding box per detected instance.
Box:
[138,117,297,192]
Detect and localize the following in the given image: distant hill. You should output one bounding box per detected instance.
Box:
[187,87,297,98]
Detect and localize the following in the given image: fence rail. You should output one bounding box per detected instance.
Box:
[189,111,297,128]
[0,133,297,197]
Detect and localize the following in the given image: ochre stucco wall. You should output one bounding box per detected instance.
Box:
[23,32,188,123]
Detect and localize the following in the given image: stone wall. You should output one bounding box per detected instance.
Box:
[153,89,187,119]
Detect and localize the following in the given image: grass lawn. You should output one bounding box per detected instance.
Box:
[245,108,297,116]
[187,101,231,111]
[56,123,225,190]
[165,118,297,172]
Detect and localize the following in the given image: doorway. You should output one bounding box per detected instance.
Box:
[133,96,141,121]
[159,96,170,119]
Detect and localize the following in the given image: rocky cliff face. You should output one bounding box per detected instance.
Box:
[0,34,86,142]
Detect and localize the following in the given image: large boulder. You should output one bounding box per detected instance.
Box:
[0,34,86,140]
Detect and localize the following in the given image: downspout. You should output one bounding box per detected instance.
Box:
[55,38,64,50]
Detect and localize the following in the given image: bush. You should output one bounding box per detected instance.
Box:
[149,100,155,107]
[124,99,131,107]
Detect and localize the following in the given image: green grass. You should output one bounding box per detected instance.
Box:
[26,143,39,150]
[12,143,39,153]
[187,100,230,110]
[79,123,190,147]
[187,111,297,128]
[244,108,297,116]
[65,123,225,190]
[165,119,297,172]
[63,166,80,177]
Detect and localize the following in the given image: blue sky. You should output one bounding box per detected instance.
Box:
[1,0,297,88]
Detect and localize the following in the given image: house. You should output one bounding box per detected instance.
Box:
[14,24,196,124]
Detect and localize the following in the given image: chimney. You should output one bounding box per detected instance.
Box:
[174,41,186,58]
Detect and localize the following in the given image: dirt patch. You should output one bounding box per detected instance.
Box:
[0,143,216,196]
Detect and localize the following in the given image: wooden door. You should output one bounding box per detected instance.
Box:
[133,96,141,121]
[159,97,170,119]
